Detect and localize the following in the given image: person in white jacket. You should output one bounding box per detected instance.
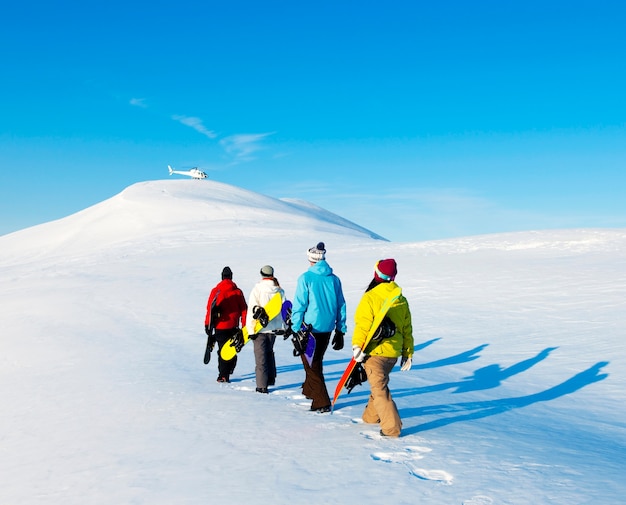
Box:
[246,265,286,393]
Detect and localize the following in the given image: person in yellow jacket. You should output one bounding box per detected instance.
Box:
[352,258,413,437]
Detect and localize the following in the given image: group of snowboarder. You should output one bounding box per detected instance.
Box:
[204,241,414,437]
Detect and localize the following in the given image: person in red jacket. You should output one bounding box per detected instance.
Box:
[205,266,248,382]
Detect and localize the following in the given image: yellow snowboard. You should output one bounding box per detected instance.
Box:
[220,292,283,361]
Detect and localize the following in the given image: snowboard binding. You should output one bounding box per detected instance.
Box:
[292,324,312,357]
[371,316,396,343]
[345,362,368,393]
[252,305,270,327]
[231,329,245,352]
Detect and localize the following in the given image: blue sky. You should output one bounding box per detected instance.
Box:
[2,1,625,241]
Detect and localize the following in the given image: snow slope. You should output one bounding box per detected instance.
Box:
[1,180,625,505]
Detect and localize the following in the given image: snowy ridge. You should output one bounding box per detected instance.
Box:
[280,197,387,241]
[1,181,625,504]
[0,180,384,267]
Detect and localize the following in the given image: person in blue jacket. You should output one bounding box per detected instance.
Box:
[291,242,347,412]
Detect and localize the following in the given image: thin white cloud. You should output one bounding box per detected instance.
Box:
[130,98,148,108]
[172,115,218,139]
[220,132,274,162]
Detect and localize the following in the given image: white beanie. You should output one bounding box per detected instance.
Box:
[307,242,326,263]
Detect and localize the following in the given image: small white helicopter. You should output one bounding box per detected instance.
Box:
[168,165,207,179]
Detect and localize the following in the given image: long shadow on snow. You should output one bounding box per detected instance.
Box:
[403,346,559,396]
[333,345,608,433]
[401,360,609,435]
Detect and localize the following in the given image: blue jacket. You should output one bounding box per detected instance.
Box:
[291,260,347,334]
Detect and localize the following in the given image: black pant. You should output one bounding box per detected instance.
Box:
[214,328,238,379]
[301,332,331,409]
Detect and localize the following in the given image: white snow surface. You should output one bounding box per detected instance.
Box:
[1,180,625,505]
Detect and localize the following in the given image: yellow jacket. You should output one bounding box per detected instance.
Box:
[352,281,414,359]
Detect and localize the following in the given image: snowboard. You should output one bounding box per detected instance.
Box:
[203,290,219,364]
[331,286,402,412]
[220,291,283,361]
[203,335,214,364]
[281,300,316,366]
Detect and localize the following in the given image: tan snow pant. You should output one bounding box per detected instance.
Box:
[362,356,402,437]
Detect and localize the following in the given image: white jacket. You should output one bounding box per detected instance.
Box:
[246,278,285,335]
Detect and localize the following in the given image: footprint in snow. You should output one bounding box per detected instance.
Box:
[363,431,453,484]
[360,429,386,440]
[406,465,453,484]
[371,445,431,463]
[462,496,494,505]
[230,384,255,392]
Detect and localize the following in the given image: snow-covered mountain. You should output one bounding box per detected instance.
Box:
[0,180,385,265]
[1,180,625,505]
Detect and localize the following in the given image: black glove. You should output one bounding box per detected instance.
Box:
[331,330,344,350]
[205,325,211,336]
[345,362,367,393]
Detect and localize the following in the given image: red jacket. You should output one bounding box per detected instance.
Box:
[205,279,248,330]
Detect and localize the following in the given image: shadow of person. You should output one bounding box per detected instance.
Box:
[391,347,558,399]
[413,343,489,371]
[401,361,609,435]
[453,346,558,393]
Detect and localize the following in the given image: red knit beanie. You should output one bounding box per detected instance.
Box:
[374,259,397,282]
